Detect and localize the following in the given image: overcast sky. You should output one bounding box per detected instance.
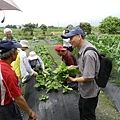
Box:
[0,0,120,27]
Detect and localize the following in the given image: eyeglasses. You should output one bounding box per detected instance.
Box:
[56,50,60,52]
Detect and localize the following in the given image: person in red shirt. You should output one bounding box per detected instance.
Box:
[55,45,78,90]
[0,40,37,120]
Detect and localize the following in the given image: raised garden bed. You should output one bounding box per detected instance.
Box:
[22,76,80,120]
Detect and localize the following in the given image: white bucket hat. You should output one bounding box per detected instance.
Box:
[28,51,38,60]
[20,40,29,48]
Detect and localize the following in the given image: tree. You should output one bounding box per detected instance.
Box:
[22,23,38,35]
[40,24,47,35]
[98,16,120,34]
[79,22,91,35]
[5,24,17,29]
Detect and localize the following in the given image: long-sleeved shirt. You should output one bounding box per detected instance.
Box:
[11,49,34,80]
[20,49,34,78]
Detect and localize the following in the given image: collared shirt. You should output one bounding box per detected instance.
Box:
[2,36,17,43]
[0,60,21,105]
[78,40,100,98]
[62,50,77,66]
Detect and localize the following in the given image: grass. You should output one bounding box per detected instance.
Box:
[110,79,120,86]
[96,91,120,120]
[46,45,62,66]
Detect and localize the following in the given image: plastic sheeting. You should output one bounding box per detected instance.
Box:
[22,76,80,120]
[102,81,120,112]
[44,37,58,44]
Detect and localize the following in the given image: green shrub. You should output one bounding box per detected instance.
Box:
[37,35,46,40]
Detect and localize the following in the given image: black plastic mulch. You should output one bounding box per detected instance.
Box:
[23,40,120,119]
[44,37,58,44]
[102,81,120,112]
[22,76,80,120]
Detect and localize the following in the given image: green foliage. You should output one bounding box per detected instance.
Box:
[79,22,91,35]
[110,79,120,86]
[98,16,120,34]
[22,23,38,35]
[5,24,17,28]
[21,36,33,40]
[34,45,79,101]
[46,81,62,93]
[86,34,120,82]
[34,45,62,94]
[53,62,80,84]
[40,24,47,35]
[62,86,73,94]
[72,47,79,59]
[39,95,49,101]
[0,35,4,40]
[37,35,46,40]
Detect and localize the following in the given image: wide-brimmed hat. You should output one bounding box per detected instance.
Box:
[61,27,84,39]
[28,51,38,60]
[20,40,29,48]
[55,45,67,51]
[0,40,21,53]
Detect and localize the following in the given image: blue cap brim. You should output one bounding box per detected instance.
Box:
[14,43,22,48]
[61,33,75,39]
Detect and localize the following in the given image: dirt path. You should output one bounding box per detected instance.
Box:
[96,91,120,120]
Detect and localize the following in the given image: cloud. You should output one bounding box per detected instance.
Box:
[0,0,120,27]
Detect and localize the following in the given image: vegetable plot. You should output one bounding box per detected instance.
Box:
[34,45,80,100]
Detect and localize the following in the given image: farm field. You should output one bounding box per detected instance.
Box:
[46,42,120,120]
[1,28,120,119]
[31,38,120,120]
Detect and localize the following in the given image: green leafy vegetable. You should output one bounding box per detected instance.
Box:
[39,95,49,101]
[62,86,73,94]
[53,62,80,84]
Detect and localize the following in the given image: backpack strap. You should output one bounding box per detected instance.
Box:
[83,47,101,60]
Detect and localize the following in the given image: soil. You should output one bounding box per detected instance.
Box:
[96,90,120,120]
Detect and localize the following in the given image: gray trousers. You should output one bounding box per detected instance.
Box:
[0,102,22,120]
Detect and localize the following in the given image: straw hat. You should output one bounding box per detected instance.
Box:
[28,51,38,60]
